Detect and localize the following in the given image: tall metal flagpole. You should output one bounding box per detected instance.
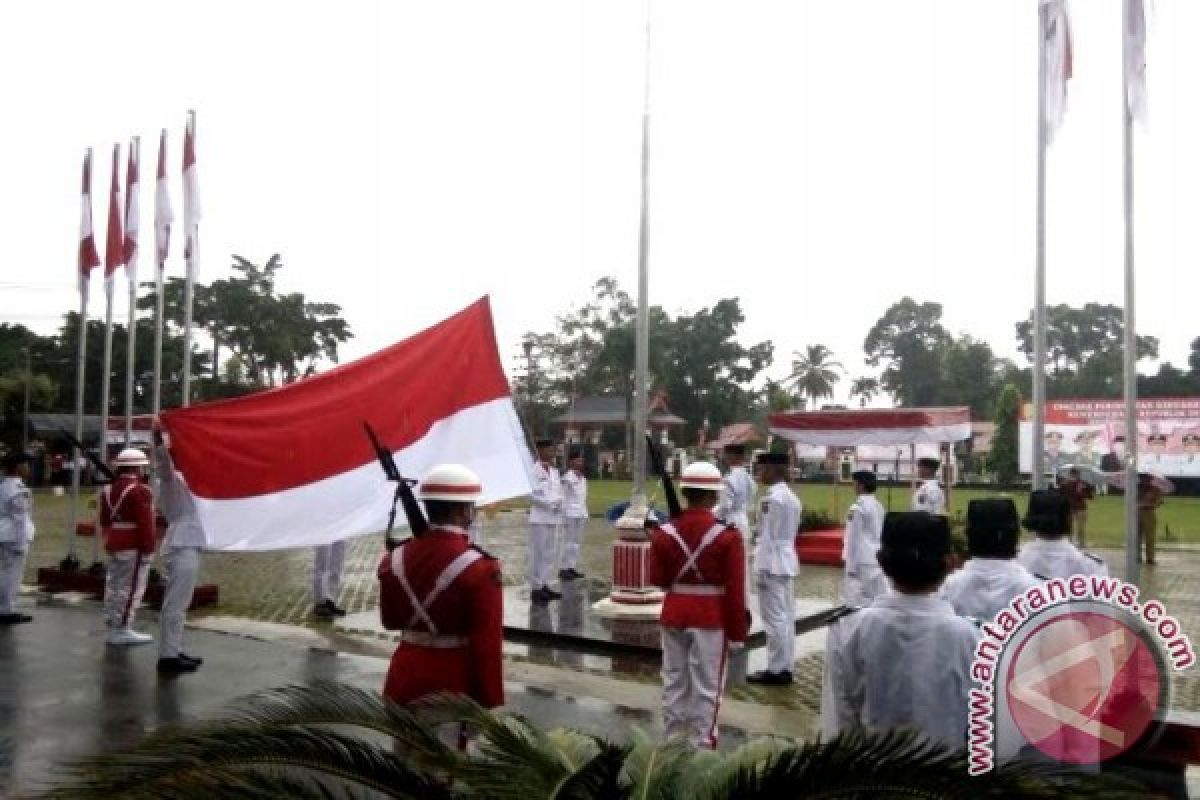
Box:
[181,110,197,407]
[1031,0,1049,491]
[123,136,140,445]
[152,129,169,419]
[1122,0,1140,585]
[66,256,91,564]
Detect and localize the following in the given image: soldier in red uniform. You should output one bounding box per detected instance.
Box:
[378,463,504,717]
[648,461,749,749]
[100,448,157,646]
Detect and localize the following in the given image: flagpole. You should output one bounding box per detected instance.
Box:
[1031,0,1049,491]
[123,136,140,445]
[65,262,90,565]
[1122,0,1140,585]
[181,110,197,407]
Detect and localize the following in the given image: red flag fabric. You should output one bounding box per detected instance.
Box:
[155,129,173,264]
[104,144,125,280]
[182,115,200,262]
[78,150,101,289]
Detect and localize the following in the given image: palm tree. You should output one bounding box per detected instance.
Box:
[850,376,882,408]
[786,345,843,408]
[38,683,1146,799]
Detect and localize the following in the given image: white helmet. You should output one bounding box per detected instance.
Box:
[418,464,483,503]
[113,448,149,469]
[679,461,723,491]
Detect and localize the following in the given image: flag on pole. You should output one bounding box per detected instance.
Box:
[155,129,173,265]
[123,140,140,280]
[1125,0,1148,123]
[1041,0,1073,141]
[160,298,535,550]
[104,144,125,286]
[182,114,200,263]
[79,150,101,291]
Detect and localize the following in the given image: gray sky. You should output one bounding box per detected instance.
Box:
[2,1,1198,406]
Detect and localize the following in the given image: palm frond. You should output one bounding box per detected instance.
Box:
[619,729,695,800]
[550,743,631,800]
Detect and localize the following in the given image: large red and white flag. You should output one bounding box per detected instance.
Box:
[182,114,200,262]
[154,129,173,265]
[1041,0,1072,142]
[161,298,535,550]
[79,150,101,291]
[1125,0,1147,123]
[104,144,125,286]
[123,139,140,281]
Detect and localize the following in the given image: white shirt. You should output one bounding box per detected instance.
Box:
[911,479,945,514]
[155,446,206,548]
[528,461,563,525]
[843,494,885,569]
[1017,537,1108,579]
[754,481,801,577]
[717,465,756,520]
[940,558,1041,622]
[562,469,588,519]
[822,592,980,750]
[0,476,34,547]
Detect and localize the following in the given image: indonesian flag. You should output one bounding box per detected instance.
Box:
[160,298,535,550]
[104,143,124,285]
[1041,0,1072,142]
[79,150,101,291]
[155,129,173,265]
[182,113,200,262]
[1125,0,1147,123]
[123,139,140,280]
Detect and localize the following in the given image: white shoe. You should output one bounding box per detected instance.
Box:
[106,629,153,646]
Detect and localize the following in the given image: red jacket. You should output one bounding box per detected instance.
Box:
[648,508,748,643]
[100,475,156,555]
[377,527,504,709]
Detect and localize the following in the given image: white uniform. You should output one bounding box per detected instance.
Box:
[0,475,35,615]
[911,479,945,514]
[716,465,756,539]
[559,469,588,572]
[155,446,206,659]
[1017,537,1108,579]
[754,481,801,674]
[527,460,563,590]
[842,494,887,606]
[940,559,1041,622]
[313,540,347,605]
[822,592,980,750]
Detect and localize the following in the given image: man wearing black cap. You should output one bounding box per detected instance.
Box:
[715,444,755,540]
[911,457,945,514]
[747,452,801,686]
[1017,489,1107,578]
[941,498,1040,621]
[822,512,979,749]
[842,470,886,606]
[0,452,35,624]
[528,438,563,604]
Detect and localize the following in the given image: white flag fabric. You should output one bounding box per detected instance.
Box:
[1040,0,1072,142]
[1125,0,1148,123]
[123,140,140,283]
[79,150,101,292]
[155,129,173,265]
[182,114,201,263]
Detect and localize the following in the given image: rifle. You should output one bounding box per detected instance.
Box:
[644,433,682,520]
[363,421,429,545]
[60,429,115,484]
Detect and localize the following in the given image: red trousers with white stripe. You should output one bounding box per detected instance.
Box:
[661,626,728,749]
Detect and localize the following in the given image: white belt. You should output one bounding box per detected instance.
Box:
[401,631,469,648]
[110,522,137,530]
[669,584,725,596]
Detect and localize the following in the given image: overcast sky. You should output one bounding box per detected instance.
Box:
[2,1,1198,406]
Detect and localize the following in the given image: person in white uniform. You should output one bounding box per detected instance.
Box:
[842,470,887,607]
[715,444,756,539]
[312,540,348,619]
[154,431,206,674]
[0,452,35,625]
[528,437,563,604]
[747,452,801,686]
[911,457,946,514]
[823,512,980,750]
[558,449,588,581]
[941,497,1040,622]
[1017,489,1108,579]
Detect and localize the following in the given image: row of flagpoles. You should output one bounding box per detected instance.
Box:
[67,111,201,562]
[1031,0,1147,582]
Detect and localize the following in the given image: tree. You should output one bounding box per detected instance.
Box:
[849,377,880,408]
[762,378,798,413]
[785,345,843,408]
[939,336,1002,418]
[863,298,952,407]
[989,384,1021,485]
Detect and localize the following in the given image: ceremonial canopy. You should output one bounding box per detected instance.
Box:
[767,407,973,447]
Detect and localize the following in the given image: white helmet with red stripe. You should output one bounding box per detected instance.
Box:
[418,463,483,503]
[679,461,723,491]
[113,448,149,468]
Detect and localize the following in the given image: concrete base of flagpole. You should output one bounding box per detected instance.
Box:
[591,593,663,621]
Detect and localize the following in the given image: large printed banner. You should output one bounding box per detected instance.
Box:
[1019,398,1200,477]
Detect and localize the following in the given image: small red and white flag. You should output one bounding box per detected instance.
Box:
[154,129,173,265]
[182,113,200,263]
[79,150,101,292]
[104,143,125,287]
[123,139,140,281]
[1041,0,1072,142]
[161,298,535,550]
[1125,0,1148,123]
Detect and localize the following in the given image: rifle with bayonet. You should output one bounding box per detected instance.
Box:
[644,432,682,520]
[363,421,429,547]
[60,429,115,485]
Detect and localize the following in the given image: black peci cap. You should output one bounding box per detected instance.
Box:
[1023,489,1071,536]
[881,511,951,560]
[755,452,789,466]
[851,470,877,491]
[917,457,940,470]
[966,497,1020,556]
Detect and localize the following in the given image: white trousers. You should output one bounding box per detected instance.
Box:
[842,565,888,607]
[661,626,728,749]
[0,542,29,614]
[104,550,150,631]
[159,546,201,658]
[757,573,795,674]
[312,540,346,604]
[558,517,586,571]
[528,523,557,589]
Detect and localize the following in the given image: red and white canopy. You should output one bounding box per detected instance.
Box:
[768,407,972,447]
